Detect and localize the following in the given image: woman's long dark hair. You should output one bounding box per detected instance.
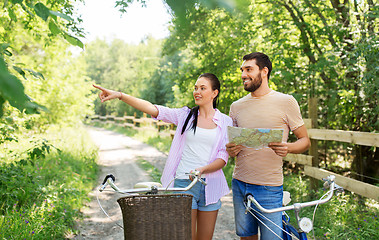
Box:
[181,73,221,135]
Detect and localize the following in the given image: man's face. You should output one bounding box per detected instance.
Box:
[240,59,262,93]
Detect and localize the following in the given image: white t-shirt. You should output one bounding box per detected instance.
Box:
[175,127,217,178]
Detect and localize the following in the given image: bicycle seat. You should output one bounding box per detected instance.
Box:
[134,182,163,189]
[283,191,291,206]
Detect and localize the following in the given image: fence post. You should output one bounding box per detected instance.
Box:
[133,112,137,128]
[308,98,319,192]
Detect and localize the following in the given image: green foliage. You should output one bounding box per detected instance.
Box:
[86,0,378,184]
[136,158,162,182]
[0,126,99,239]
[1,22,95,134]
[0,0,85,117]
[0,55,44,116]
[83,37,168,117]
[140,0,378,180]
[283,173,379,239]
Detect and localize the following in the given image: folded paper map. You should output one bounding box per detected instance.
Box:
[228,126,284,149]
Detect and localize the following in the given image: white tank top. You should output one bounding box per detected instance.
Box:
[175,127,218,178]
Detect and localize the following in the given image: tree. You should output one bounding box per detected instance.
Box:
[83,37,163,117]
[0,0,84,117]
[107,0,378,182]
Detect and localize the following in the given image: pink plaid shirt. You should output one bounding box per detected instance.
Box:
[154,105,232,205]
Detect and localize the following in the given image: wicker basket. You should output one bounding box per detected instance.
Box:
[117,194,193,240]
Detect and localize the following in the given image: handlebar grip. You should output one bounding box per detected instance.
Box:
[102,174,116,185]
[244,193,254,204]
[334,183,344,193]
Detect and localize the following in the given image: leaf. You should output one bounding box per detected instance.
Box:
[34,2,50,21]
[49,10,74,21]
[0,95,5,117]
[10,0,23,4]
[63,32,84,49]
[0,58,28,103]
[4,50,12,56]
[8,8,17,22]
[23,100,47,114]
[13,66,26,79]
[0,43,11,52]
[0,43,12,57]
[24,68,45,80]
[0,58,46,114]
[48,20,61,35]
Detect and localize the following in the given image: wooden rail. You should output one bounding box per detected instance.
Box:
[283,117,379,201]
[90,114,176,138]
[89,114,379,201]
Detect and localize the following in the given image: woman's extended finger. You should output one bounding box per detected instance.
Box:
[93,84,106,91]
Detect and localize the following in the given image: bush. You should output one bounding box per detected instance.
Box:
[0,126,98,239]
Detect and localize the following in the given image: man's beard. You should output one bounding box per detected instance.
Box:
[244,74,262,93]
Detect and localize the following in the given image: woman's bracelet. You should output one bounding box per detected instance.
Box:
[118,92,123,100]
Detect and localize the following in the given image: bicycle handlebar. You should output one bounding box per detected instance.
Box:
[245,175,343,214]
[99,170,206,195]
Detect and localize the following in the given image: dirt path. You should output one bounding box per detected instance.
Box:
[73,126,238,239]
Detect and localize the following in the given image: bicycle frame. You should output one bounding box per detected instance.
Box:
[244,175,343,240]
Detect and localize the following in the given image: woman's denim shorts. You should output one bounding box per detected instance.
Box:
[174,178,221,211]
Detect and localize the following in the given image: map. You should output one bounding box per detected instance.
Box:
[228,126,284,149]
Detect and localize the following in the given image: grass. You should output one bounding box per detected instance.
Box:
[136,157,162,182]
[89,121,379,239]
[0,125,99,239]
[282,173,379,239]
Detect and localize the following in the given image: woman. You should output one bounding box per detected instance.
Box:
[93,73,232,240]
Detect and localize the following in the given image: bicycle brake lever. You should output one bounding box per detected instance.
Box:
[198,177,207,186]
[244,193,253,214]
[99,174,116,192]
[102,174,116,185]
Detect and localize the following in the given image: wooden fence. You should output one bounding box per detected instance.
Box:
[89,113,379,201]
[90,113,176,138]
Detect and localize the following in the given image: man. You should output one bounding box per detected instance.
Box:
[226,52,310,240]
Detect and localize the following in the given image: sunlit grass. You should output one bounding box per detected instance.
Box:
[283,173,379,240]
[136,157,162,182]
[0,125,98,239]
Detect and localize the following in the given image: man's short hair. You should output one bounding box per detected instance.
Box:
[243,52,272,80]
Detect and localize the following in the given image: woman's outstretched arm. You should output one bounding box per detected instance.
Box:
[93,84,159,118]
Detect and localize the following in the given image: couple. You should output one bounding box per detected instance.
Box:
[93,52,310,240]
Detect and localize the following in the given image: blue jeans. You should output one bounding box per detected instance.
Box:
[232,178,283,239]
[174,179,221,211]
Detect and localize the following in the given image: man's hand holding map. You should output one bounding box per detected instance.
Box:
[228,126,284,150]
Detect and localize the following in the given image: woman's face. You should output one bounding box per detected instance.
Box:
[193,77,218,106]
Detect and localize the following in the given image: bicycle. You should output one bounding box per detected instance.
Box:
[244,175,344,240]
[98,171,206,240]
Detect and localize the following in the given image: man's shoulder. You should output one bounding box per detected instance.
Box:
[271,90,297,102]
[231,94,251,106]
